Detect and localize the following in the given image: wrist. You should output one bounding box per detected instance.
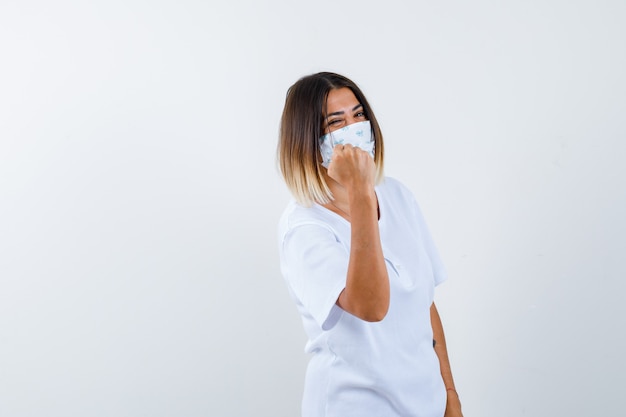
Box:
[347,186,376,204]
[348,190,377,220]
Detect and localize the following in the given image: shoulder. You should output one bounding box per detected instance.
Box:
[377,176,418,205]
[278,199,337,240]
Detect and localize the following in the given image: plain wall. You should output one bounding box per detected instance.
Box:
[1,1,624,416]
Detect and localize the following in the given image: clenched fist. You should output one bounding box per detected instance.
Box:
[326,144,376,193]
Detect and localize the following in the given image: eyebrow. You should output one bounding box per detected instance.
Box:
[325,104,363,119]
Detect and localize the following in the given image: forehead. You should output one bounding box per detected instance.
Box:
[325,87,359,112]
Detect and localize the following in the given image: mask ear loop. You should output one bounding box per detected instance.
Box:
[329,131,336,148]
[319,130,335,168]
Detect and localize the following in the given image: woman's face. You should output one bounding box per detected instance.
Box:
[323,87,367,134]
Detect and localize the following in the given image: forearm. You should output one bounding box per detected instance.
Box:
[337,189,389,321]
[431,303,463,416]
[431,303,456,389]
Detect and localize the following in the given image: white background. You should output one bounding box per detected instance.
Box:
[1,1,625,416]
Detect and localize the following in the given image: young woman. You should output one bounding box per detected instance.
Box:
[277,72,463,417]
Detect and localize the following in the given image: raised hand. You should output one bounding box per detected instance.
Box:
[326,144,376,194]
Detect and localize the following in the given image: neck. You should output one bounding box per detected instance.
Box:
[322,171,351,220]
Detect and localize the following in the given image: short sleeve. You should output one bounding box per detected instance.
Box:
[411,197,448,287]
[280,223,348,330]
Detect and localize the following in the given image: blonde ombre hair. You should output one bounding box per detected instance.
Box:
[278,72,385,206]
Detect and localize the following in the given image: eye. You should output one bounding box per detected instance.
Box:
[355,111,366,118]
[327,119,342,126]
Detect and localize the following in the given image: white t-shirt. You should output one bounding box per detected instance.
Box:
[278,177,448,417]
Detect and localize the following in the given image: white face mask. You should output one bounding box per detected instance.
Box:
[319,120,375,168]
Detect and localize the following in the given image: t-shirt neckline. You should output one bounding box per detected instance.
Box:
[314,186,384,226]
